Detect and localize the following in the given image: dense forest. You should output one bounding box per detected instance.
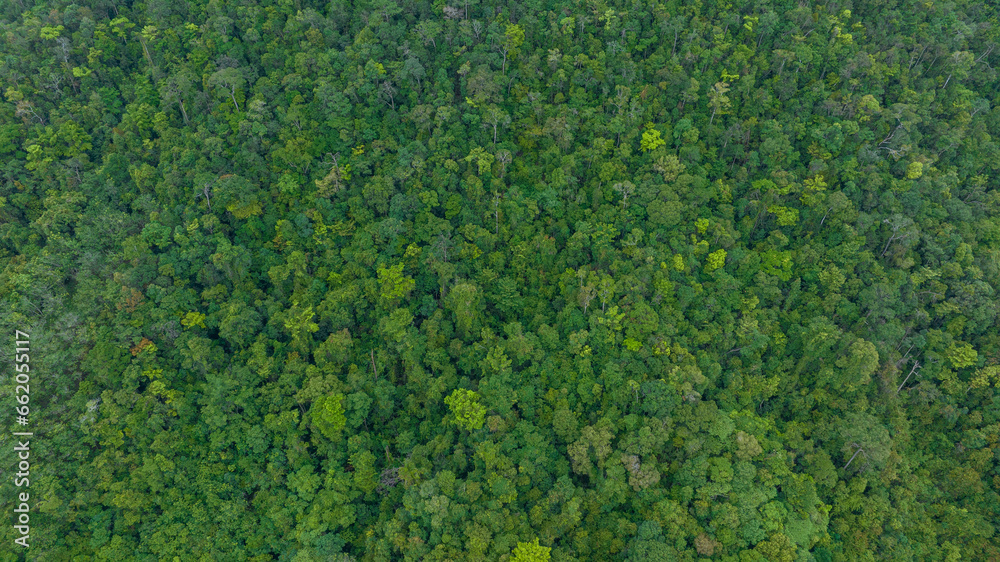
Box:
[2,0,1000,560]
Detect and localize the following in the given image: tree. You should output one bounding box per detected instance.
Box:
[159,70,196,125]
[498,24,525,74]
[312,393,347,440]
[377,263,415,308]
[283,303,319,352]
[219,300,261,349]
[613,181,635,209]
[707,81,732,126]
[482,105,511,144]
[838,412,892,473]
[415,20,442,48]
[640,126,666,152]
[209,67,245,111]
[705,249,727,272]
[946,341,977,368]
[568,420,615,477]
[444,282,481,337]
[464,146,495,176]
[445,389,486,431]
[511,538,551,562]
[833,339,878,392]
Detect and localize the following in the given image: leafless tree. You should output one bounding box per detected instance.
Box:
[495,149,512,178]
[379,80,397,110]
[613,181,635,209]
[56,37,71,63]
[843,443,869,470]
[897,361,920,393]
[579,284,597,314]
[880,215,915,257]
[46,73,64,94]
[482,106,510,144]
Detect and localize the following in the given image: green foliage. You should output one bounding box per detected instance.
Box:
[640,127,666,152]
[445,389,486,431]
[906,161,924,179]
[511,538,551,562]
[464,146,494,176]
[40,25,64,39]
[4,0,1000,559]
[313,393,347,439]
[695,218,710,235]
[377,263,415,306]
[283,303,319,351]
[672,254,686,272]
[180,311,206,329]
[946,342,978,369]
[834,340,879,391]
[971,366,1000,389]
[705,249,727,272]
[768,206,799,227]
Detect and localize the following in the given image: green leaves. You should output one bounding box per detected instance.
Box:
[444,282,481,338]
[444,389,486,431]
[312,393,347,439]
[834,339,879,391]
[511,538,551,562]
[5,0,1000,559]
[377,263,415,307]
[109,16,135,39]
[464,146,494,176]
[767,205,799,226]
[705,249,727,272]
[707,81,732,126]
[640,126,666,152]
[350,450,378,494]
[946,341,978,369]
[180,311,206,329]
[282,302,319,352]
[378,308,414,345]
[40,25,64,39]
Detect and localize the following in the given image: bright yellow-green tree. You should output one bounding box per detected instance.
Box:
[705,249,727,272]
[445,389,486,431]
[512,538,551,562]
[640,126,666,152]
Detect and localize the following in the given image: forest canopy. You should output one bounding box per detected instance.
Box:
[2,0,1000,560]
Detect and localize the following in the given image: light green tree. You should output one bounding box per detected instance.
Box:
[445,389,486,431]
[768,206,799,226]
[707,81,731,126]
[377,263,415,307]
[40,25,64,39]
[464,146,495,176]
[284,303,319,351]
[312,393,346,439]
[705,249,727,272]
[640,127,666,152]
[512,538,551,562]
[181,311,207,329]
[445,282,481,337]
[946,341,977,368]
[499,24,525,73]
